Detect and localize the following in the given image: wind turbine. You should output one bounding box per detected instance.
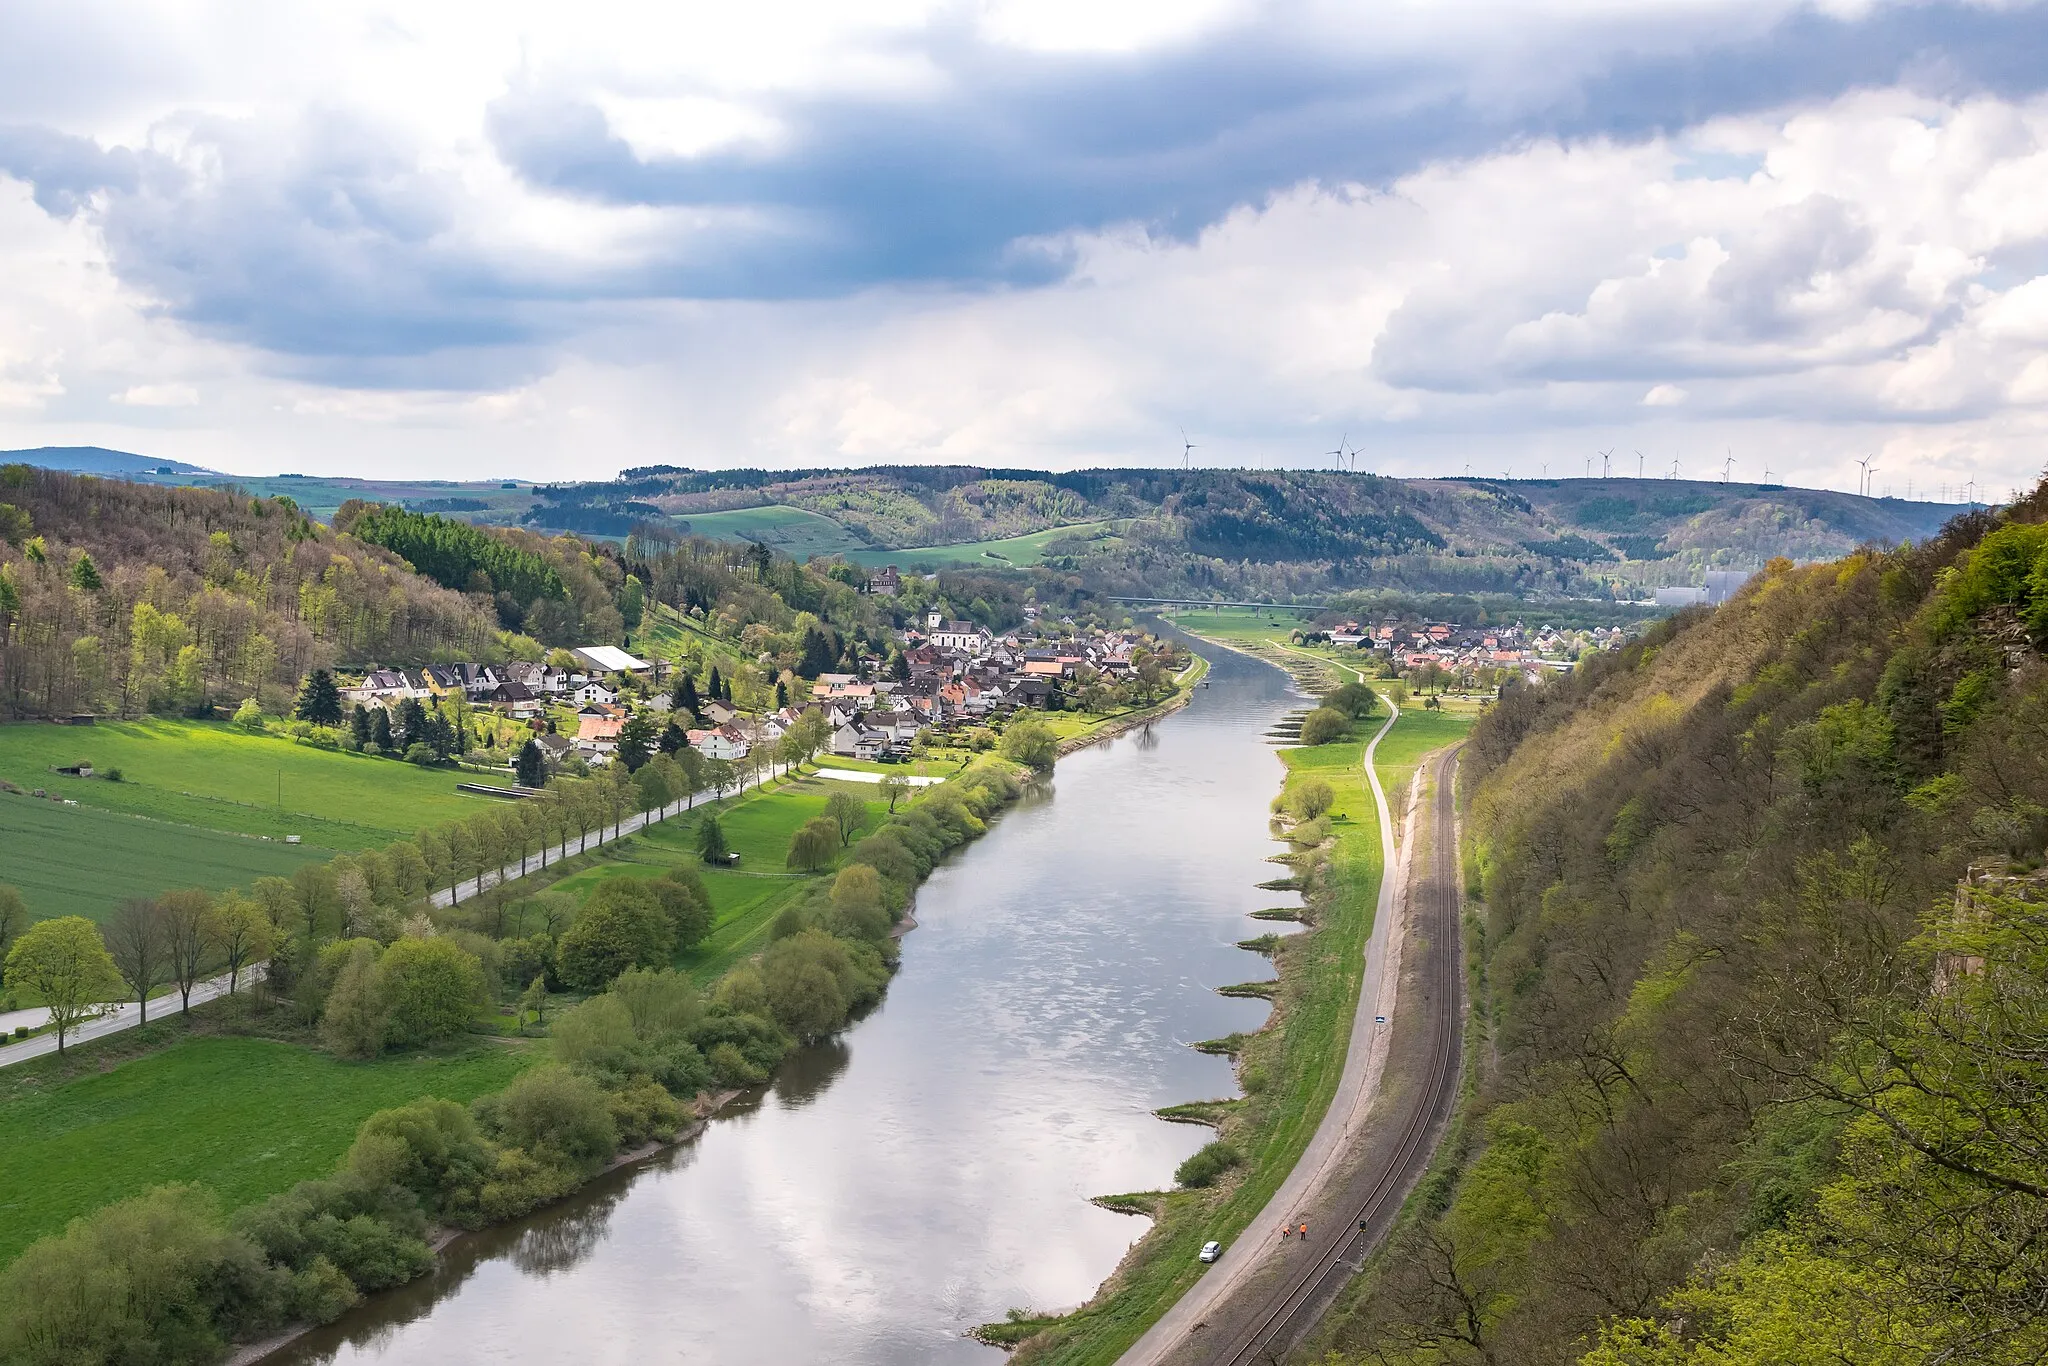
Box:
[1723,449,1734,483]
[1855,454,1874,497]
[1327,433,1347,471]
[1600,448,1613,478]
[1180,427,1198,471]
[1636,450,1645,479]
[1669,455,1681,480]
[1346,439,1365,474]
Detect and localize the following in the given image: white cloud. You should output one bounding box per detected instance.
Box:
[112,383,198,407]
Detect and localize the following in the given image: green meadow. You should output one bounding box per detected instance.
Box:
[671,504,871,558]
[0,718,487,848]
[0,1030,536,1264]
[845,519,1122,569]
[548,774,892,984]
[0,794,331,925]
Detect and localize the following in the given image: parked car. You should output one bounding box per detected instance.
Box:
[1198,1241,1221,1263]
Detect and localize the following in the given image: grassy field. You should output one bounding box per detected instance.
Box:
[844,520,1123,570]
[0,793,331,925]
[671,504,872,558]
[546,774,893,984]
[0,1028,536,1264]
[0,717,486,849]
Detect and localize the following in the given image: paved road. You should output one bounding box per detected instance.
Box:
[1118,691,1407,1366]
[0,968,261,1067]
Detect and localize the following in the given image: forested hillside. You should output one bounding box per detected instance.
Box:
[0,467,506,719]
[1316,488,2048,1364]
[535,466,1960,601]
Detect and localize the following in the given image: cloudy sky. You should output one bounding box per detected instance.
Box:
[3,0,2048,494]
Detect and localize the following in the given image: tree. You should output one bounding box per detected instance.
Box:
[515,738,548,788]
[617,714,658,772]
[1292,778,1335,820]
[878,774,910,813]
[829,864,890,939]
[320,941,386,1059]
[104,898,168,1025]
[797,627,834,678]
[1299,706,1350,745]
[672,671,699,719]
[788,816,840,872]
[204,892,273,994]
[294,669,344,726]
[651,871,714,950]
[556,882,673,990]
[824,790,869,846]
[1325,681,1381,720]
[519,974,550,1033]
[378,936,487,1048]
[1000,714,1059,771]
[0,884,25,986]
[707,665,724,702]
[349,704,373,749]
[68,550,102,592]
[158,888,213,1013]
[232,697,265,732]
[697,813,730,864]
[658,721,686,754]
[6,917,120,1053]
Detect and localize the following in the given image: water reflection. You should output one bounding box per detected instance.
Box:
[272,637,1302,1366]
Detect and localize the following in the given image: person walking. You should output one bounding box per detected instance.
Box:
[1298,1221,1309,1240]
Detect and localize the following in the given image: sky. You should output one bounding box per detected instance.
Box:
[2,1,2048,497]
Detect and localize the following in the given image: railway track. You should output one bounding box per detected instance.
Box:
[1208,744,1466,1365]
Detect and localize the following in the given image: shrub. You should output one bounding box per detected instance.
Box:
[376,936,486,1049]
[999,715,1058,770]
[344,1099,495,1224]
[555,881,672,990]
[650,871,713,949]
[479,1064,618,1172]
[1174,1140,1242,1189]
[319,941,386,1060]
[233,1175,430,1291]
[606,1075,684,1147]
[1324,681,1380,719]
[1298,707,1351,746]
[706,1041,767,1086]
[1291,778,1335,820]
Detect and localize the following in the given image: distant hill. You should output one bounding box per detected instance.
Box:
[0,446,215,477]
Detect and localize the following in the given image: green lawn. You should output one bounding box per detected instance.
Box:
[844,520,1124,569]
[0,791,332,925]
[0,1032,536,1264]
[671,505,872,558]
[546,775,893,984]
[0,717,488,849]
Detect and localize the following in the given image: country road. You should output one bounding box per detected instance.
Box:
[0,765,783,1070]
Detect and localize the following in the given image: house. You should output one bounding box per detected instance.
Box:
[867,566,901,597]
[572,681,618,707]
[701,699,739,726]
[689,726,750,761]
[342,668,426,708]
[925,612,991,653]
[534,733,577,767]
[491,681,546,720]
[571,645,653,677]
[576,714,624,753]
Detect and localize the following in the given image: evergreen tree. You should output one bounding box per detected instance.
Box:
[797,627,833,678]
[707,666,724,702]
[349,704,372,748]
[673,671,699,718]
[68,552,102,593]
[889,648,910,682]
[427,707,455,758]
[775,678,789,709]
[618,715,658,772]
[371,707,394,750]
[515,738,548,788]
[396,696,427,744]
[659,721,686,754]
[294,669,343,726]
[697,814,730,864]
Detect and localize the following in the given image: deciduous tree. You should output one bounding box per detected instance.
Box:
[6,916,120,1053]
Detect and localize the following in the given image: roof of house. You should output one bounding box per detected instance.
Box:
[573,645,651,673]
[577,715,624,740]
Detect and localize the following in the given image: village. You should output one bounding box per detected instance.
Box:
[1316,616,1633,684]
[337,604,1179,775]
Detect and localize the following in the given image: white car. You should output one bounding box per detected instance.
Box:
[1198,1240,1221,1263]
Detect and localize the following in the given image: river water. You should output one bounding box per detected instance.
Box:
[272,640,1300,1366]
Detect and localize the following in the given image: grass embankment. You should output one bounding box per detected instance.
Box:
[1001,711,1393,1361]
[843,520,1124,569]
[544,773,892,984]
[0,792,331,925]
[0,1018,535,1264]
[0,717,483,849]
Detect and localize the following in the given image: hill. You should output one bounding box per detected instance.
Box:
[0,447,214,477]
[1312,489,2048,1363]
[530,467,1966,601]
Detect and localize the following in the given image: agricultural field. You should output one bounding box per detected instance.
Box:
[0,718,487,849]
[151,472,538,525]
[0,1030,536,1264]
[546,774,891,983]
[844,519,1123,569]
[0,794,331,925]
[671,504,872,558]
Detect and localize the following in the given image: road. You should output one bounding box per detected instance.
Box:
[0,765,787,1069]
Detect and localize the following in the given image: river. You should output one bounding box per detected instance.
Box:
[271,638,1302,1365]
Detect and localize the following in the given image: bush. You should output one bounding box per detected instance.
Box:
[555,881,672,990]
[233,1175,430,1291]
[759,929,888,1040]
[319,941,386,1059]
[478,1065,618,1173]
[403,742,439,766]
[1324,681,1380,719]
[1174,1140,1242,1189]
[1291,778,1335,820]
[650,870,713,949]
[344,1099,495,1224]
[376,936,486,1049]
[1298,707,1351,746]
[999,715,1059,770]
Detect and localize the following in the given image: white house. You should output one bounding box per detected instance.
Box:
[573,681,618,707]
[925,610,991,654]
[689,726,750,761]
